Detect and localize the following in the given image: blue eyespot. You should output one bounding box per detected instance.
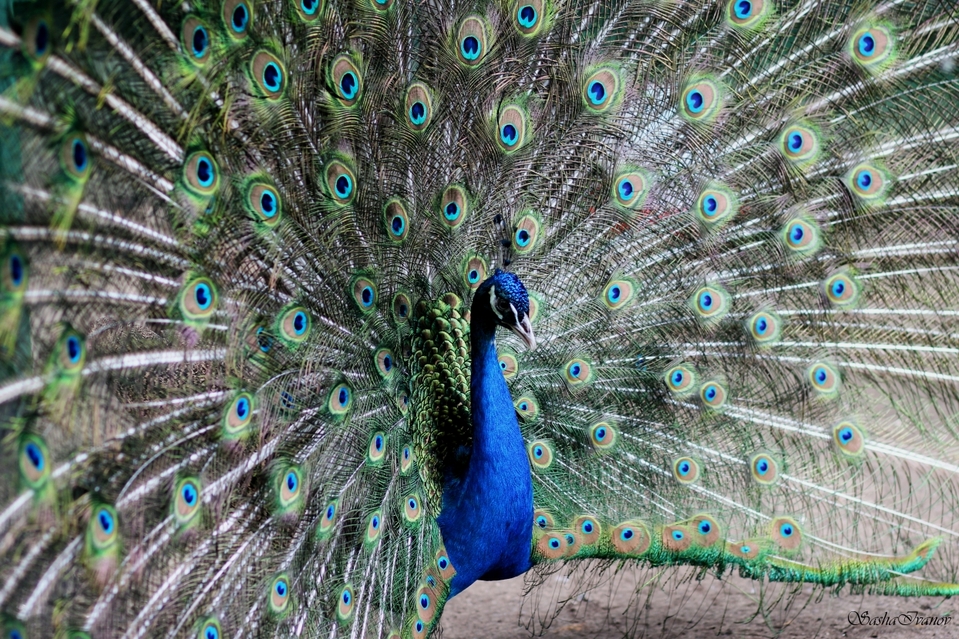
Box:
[338,387,349,405]
[595,427,607,441]
[35,21,50,55]
[403,447,410,460]
[204,623,219,639]
[519,402,528,411]
[620,528,634,541]
[236,396,249,419]
[25,441,43,470]
[533,445,544,458]
[342,590,351,605]
[335,174,353,198]
[194,283,212,310]
[780,523,794,537]
[375,434,384,450]
[839,427,853,442]
[460,35,480,61]
[857,170,872,189]
[704,385,717,400]
[788,132,803,152]
[517,5,537,28]
[699,292,713,309]
[756,458,769,474]
[678,461,690,475]
[415,620,424,633]
[10,254,23,287]
[536,515,548,528]
[301,0,319,15]
[232,4,249,32]
[685,89,704,113]
[734,0,752,18]
[196,157,214,187]
[672,370,684,385]
[755,317,768,334]
[831,280,845,297]
[192,25,209,58]
[286,471,297,492]
[438,556,449,569]
[468,269,480,284]
[256,327,273,352]
[408,498,417,510]
[371,515,380,530]
[66,335,82,364]
[516,229,531,247]
[72,139,89,172]
[549,537,561,549]
[618,179,633,199]
[703,195,718,214]
[815,367,827,383]
[789,224,804,243]
[276,580,287,596]
[858,32,875,56]
[420,594,430,609]
[339,71,358,100]
[98,508,114,534]
[444,202,460,220]
[292,311,307,335]
[390,215,405,236]
[360,286,373,306]
[672,530,684,541]
[260,191,277,217]
[262,62,282,92]
[698,521,711,534]
[409,101,426,125]
[326,504,335,519]
[182,483,197,505]
[582,520,594,534]
[608,286,621,303]
[588,80,606,105]
[500,123,518,145]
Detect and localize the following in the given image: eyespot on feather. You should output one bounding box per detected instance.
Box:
[331,54,363,106]
[611,520,651,555]
[316,500,338,538]
[665,364,696,395]
[400,445,414,473]
[781,216,821,256]
[277,466,302,509]
[294,0,322,21]
[850,25,895,70]
[247,182,282,225]
[435,547,456,580]
[779,123,820,166]
[727,539,763,560]
[536,531,568,559]
[403,493,423,523]
[496,104,529,153]
[512,213,541,254]
[223,0,253,38]
[173,477,202,524]
[415,582,441,623]
[328,383,353,415]
[223,392,254,438]
[405,83,433,131]
[691,285,729,322]
[250,51,286,99]
[823,272,859,306]
[846,163,888,201]
[374,348,396,378]
[278,306,311,344]
[808,361,841,396]
[726,0,771,29]
[325,159,356,205]
[23,15,52,64]
[691,514,721,546]
[589,421,617,450]
[663,524,693,552]
[832,421,866,457]
[183,151,219,196]
[513,0,545,36]
[582,65,621,113]
[368,431,387,464]
[463,256,487,290]
[3,244,28,294]
[439,185,469,229]
[456,16,488,66]
[746,310,781,344]
[498,351,518,379]
[527,440,553,470]
[179,277,218,320]
[393,292,412,322]
[61,134,92,181]
[770,516,802,551]
[88,504,119,551]
[534,509,555,530]
[611,169,650,210]
[269,574,291,615]
[181,17,212,65]
[336,584,354,622]
[515,396,539,421]
[197,617,221,639]
[680,78,722,122]
[563,358,593,387]
[382,197,410,242]
[749,454,779,485]
[56,328,86,373]
[573,515,601,545]
[602,279,636,311]
[672,457,700,484]
[19,434,50,490]
[694,184,738,228]
[699,380,728,410]
[350,276,377,312]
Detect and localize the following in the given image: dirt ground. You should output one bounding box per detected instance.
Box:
[441,566,956,638]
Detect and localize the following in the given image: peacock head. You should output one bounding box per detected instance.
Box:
[476,269,536,350]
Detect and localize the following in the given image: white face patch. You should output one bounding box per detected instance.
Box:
[490,286,504,320]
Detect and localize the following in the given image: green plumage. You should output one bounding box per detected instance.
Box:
[0,0,958,637]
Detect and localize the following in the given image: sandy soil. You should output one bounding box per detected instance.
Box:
[441,566,956,638]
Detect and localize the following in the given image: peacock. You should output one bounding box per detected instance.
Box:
[1,0,958,636]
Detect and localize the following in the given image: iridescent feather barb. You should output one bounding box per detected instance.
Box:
[0,0,958,637]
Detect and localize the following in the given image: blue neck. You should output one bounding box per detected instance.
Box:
[436,305,533,596]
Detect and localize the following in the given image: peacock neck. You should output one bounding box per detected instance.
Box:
[436,300,534,597]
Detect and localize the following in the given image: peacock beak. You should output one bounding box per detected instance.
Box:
[510,314,536,351]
